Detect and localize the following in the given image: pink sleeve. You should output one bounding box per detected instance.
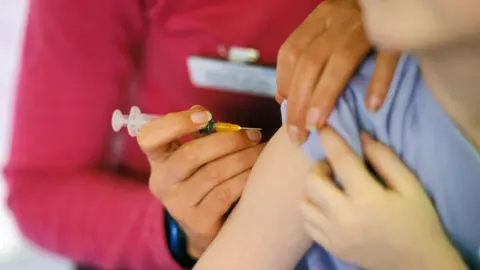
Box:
[3,0,180,269]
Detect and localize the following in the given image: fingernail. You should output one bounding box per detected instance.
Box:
[367,95,381,112]
[245,129,262,142]
[287,125,300,144]
[306,108,321,131]
[190,104,202,110]
[190,111,212,124]
[275,93,285,104]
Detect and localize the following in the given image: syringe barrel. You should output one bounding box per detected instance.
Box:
[127,113,161,137]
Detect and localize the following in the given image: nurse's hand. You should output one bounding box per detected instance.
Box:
[276,0,400,143]
[137,106,263,259]
[300,129,467,270]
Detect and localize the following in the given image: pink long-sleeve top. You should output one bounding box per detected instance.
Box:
[4,0,321,269]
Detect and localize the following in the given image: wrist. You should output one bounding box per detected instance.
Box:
[164,210,197,268]
[186,240,202,259]
[408,242,467,270]
[429,243,467,270]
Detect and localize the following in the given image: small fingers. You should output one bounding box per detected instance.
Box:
[360,133,421,194]
[301,203,331,247]
[319,127,383,196]
[303,161,344,214]
[365,51,401,111]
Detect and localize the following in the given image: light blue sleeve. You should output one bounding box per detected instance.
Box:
[286,54,480,269]
[280,54,417,163]
[284,55,416,270]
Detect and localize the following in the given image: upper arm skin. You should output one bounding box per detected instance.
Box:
[194,126,314,270]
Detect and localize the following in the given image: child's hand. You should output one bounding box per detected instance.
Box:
[300,128,467,270]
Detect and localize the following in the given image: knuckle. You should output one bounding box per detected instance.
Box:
[333,49,357,66]
[279,42,302,65]
[298,53,320,72]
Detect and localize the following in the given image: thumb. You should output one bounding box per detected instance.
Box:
[360,132,423,194]
[137,106,212,154]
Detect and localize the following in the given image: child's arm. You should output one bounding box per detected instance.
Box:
[194,126,317,270]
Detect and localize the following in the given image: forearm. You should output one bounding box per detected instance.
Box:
[5,168,180,270]
[194,126,314,270]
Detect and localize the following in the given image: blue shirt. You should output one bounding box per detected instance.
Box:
[281,55,480,269]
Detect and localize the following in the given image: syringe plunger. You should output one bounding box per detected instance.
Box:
[111,106,160,137]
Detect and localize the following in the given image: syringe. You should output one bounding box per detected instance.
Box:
[112,106,261,137]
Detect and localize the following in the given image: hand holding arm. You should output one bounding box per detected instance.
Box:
[137,106,263,259]
[276,0,400,142]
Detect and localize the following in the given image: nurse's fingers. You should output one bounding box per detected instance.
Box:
[365,51,400,111]
[137,106,212,153]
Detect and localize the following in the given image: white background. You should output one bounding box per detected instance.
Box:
[0,1,72,269]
